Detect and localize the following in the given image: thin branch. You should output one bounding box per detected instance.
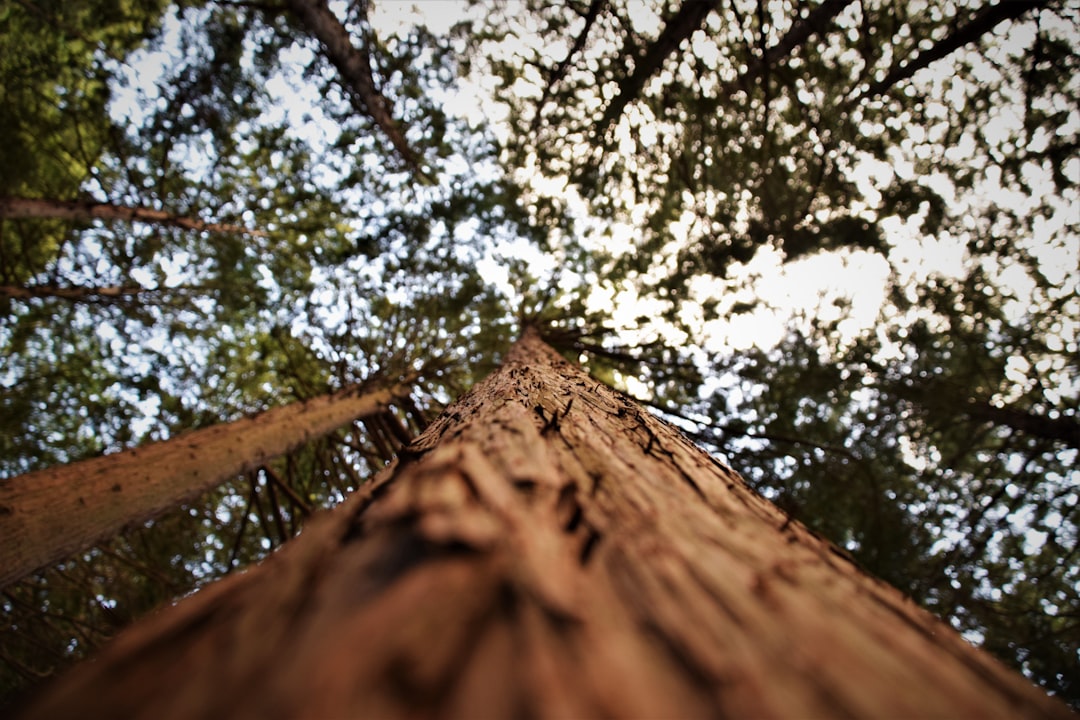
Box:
[284,0,432,181]
[859,0,1049,101]
[0,196,266,237]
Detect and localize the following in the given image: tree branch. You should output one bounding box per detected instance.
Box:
[599,0,720,132]
[0,196,266,237]
[284,0,431,181]
[860,0,1049,101]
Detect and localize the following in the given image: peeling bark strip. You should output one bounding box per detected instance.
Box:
[0,196,266,237]
[0,380,414,589]
[18,330,1072,719]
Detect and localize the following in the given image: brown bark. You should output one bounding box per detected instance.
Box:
[15,330,1073,719]
[0,196,266,236]
[0,379,414,590]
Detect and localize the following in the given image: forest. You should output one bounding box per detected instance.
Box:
[0,0,1077,712]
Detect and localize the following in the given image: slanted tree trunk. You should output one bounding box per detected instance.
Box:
[0,196,266,236]
[16,329,1072,719]
[0,379,414,589]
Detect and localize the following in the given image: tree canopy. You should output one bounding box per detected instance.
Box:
[1,0,1077,708]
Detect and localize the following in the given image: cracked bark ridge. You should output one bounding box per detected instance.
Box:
[17,328,1074,719]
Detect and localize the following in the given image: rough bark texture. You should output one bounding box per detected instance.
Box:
[0,196,265,236]
[0,381,413,589]
[16,330,1073,719]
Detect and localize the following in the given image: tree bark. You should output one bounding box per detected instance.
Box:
[15,329,1073,719]
[0,196,266,236]
[0,379,414,590]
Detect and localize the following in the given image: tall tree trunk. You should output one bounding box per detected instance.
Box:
[15,329,1072,719]
[0,197,266,236]
[0,379,414,589]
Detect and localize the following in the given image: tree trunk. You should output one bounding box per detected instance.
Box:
[15,329,1072,719]
[0,196,266,236]
[0,380,414,589]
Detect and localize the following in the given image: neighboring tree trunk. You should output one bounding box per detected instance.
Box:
[15,329,1072,719]
[0,197,266,236]
[0,379,414,589]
